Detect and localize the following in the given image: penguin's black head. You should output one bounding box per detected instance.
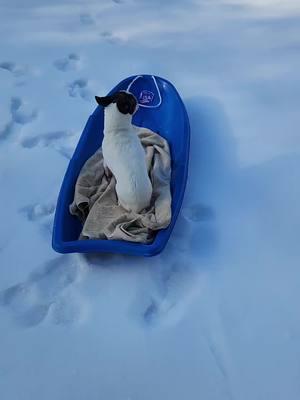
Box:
[95,91,138,115]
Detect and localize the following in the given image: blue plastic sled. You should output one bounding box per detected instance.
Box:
[52,75,190,256]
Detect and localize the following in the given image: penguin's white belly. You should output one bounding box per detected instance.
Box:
[102,131,152,212]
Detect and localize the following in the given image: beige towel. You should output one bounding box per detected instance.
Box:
[69,127,172,243]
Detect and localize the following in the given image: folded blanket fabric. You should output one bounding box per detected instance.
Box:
[69,127,172,243]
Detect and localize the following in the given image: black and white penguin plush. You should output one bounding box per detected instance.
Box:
[95,91,152,213]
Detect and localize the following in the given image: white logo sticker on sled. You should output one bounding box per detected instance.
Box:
[139,90,155,104]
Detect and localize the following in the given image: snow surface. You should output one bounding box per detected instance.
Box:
[1,1,300,399]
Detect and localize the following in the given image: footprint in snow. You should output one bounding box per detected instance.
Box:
[53,53,80,72]
[134,259,202,328]
[99,31,122,45]
[20,203,56,222]
[182,203,215,222]
[20,202,56,239]
[0,61,31,86]
[10,97,38,125]
[67,79,92,101]
[49,294,84,326]
[0,121,16,142]
[0,97,38,142]
[0,256,83,327]
[79,13,95,26]
[21,129,76,159]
